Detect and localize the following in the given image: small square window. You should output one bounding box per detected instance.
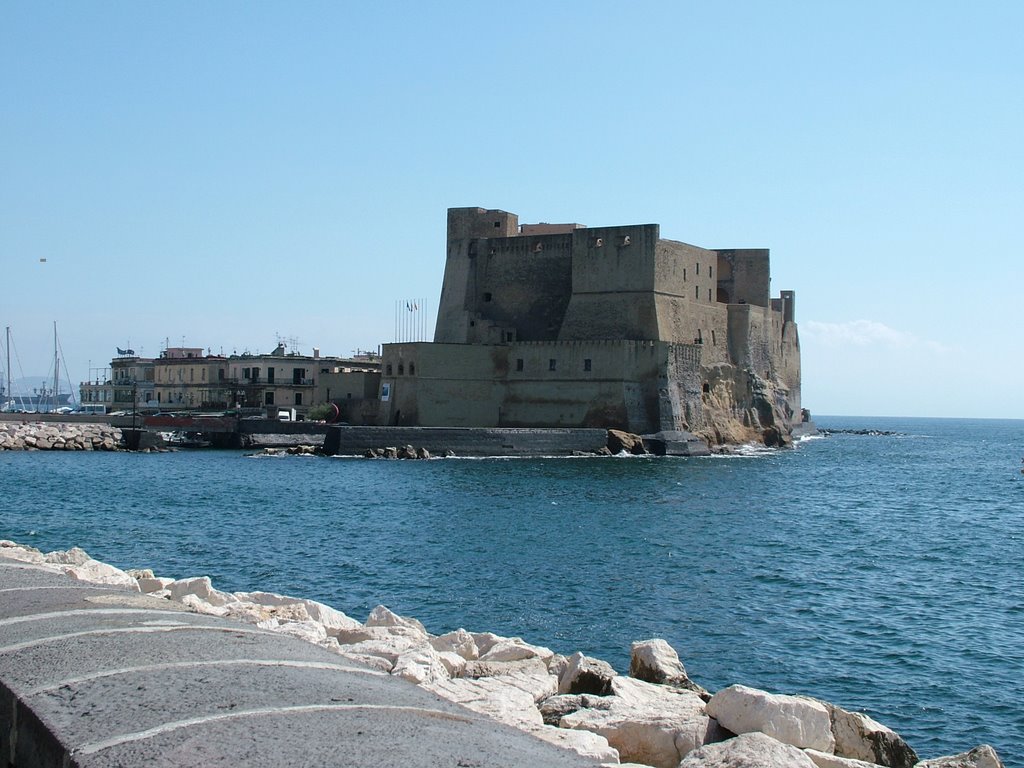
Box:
[494,221,501,228]
[484,292,492,302]
[583,359,592,372]
[549,359,557,371]
[516,358,524,372]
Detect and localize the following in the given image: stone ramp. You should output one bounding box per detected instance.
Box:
[0,562,599,767]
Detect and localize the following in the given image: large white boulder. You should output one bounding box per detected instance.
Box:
[62,559,141,591]
[915,745,1005,768]
[558,651,617,695]
[629,638,688,685]
[423,676,545,730]
[827,704,918,767]
[529,724,620,763]
[234,591,361,634]
[0,541,47,565]
[706,685,836,752]
[365,604,428,634]
[167,576,233,606]
[479,637,554,664]
[430,628,480,660]
[559,678,719,768]
[391,645,449,685]
[678,732,818,767]
[806,749,886,768]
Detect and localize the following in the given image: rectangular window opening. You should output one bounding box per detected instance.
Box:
[583,359,592,372]
[516,358,524,372]
[548,359,557,372]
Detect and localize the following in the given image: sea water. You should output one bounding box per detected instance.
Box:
[1,416,1021,762]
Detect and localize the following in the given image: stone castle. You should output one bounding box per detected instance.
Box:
[379,207,803,446]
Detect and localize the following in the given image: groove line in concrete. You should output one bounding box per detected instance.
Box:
[0,607,192,628]
[0,624,275,656]
[25,658,385,695]
[74,704,473,756]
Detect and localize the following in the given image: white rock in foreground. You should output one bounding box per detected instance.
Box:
[915,745,1005,768]
[678,731,818,767]
[706,684,836,753]
[827,704,918,767]
[559,677,718,768]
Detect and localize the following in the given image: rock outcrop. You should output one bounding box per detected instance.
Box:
[0,422,123,451]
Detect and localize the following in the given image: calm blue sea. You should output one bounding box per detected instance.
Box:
[1,416,1022,763]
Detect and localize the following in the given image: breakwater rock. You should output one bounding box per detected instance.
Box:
[0,422,123,452]
[0,540,1004,768]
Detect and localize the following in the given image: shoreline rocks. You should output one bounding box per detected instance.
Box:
[0,540,1004,768]
[0,421,123,452]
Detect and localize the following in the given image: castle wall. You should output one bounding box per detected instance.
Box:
[378,340,672,433]
[716,249,771,307]
[464,234,574,342]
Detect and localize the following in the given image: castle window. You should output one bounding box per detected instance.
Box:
[386,364,393,375]
[516,358,524,372]
[409,363,415,375]
[695,285,700,299]
[484,292,492,302]
[398,363,404,375]
[702,382,710,394]
[683,268,687,281]
[708,288,712,302]
[696,263,700,275]
[583,358,592,372]
[494,221,501,228]
[711,330,717,345]
[549,359,557,372]
[469,320,476,327]
[505,331,513,342]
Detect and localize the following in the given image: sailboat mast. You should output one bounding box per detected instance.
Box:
[53,321,59,413]
[4,326,9,409]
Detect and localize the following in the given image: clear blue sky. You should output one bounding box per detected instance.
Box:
[2,2,1021,418]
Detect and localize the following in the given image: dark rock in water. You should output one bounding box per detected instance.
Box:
[607,429,647,455]
[820,428,901,436]
[642,430,711,457]
[762,426,791,448]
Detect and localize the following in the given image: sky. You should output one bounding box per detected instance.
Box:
[1,2,1021,418]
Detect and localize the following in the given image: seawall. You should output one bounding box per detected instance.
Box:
[0,541,1002,768]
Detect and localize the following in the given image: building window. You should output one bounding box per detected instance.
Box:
[483,292,492,302]
[409,362,415,375]
[398,363,404,375]
[695,285,700,299]
[294,392,302,406]
[516,358,524,372]
[711,330,717,346]
[267,368,275,383]
[505,331,513,342]
[708,288,712,301]
[494,220,501,228]
[583,359,592,372]
[386,364,393,375]
[243,367,250,379]
[549,359,557,371]
[265,392,275,405]
[683,268,687,281]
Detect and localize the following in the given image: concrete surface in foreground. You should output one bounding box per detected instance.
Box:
[0,561,599,767]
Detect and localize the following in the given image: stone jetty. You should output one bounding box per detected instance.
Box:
[0,541,1005,768]
[0,422,123,452]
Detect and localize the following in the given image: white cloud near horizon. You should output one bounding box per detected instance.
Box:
[802,320,952,354]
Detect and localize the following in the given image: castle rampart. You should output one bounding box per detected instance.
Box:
[388,207,801,444]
